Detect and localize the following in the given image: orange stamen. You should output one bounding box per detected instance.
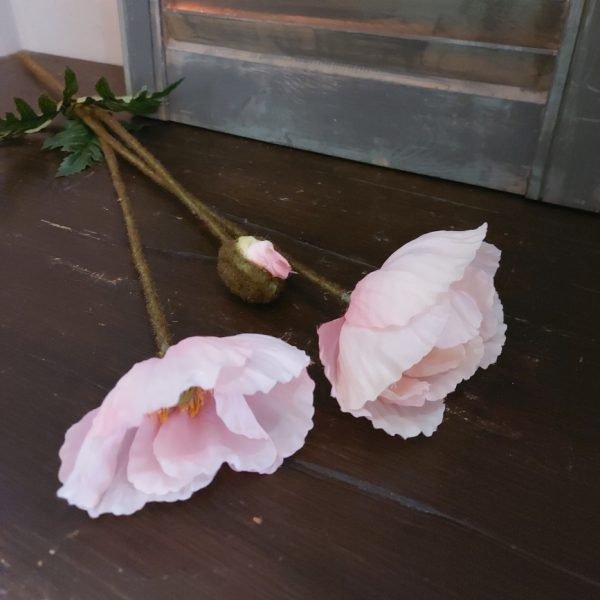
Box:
[151,387,209,424]
[157,408,171,424]
[184,387,206,418]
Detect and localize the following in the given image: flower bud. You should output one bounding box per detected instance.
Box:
[217,236,290,303]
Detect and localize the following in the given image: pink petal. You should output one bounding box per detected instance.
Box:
[57,425,130,513]
[336,304,448,411]
[127,416,195,495]
[351,399,445,438]
[422,337,485,402]
[88,429,214,518]
[435,290,482,349]
[380,377,430,407]
[346,225,487,328]
[247,369,315,471]
[218,334,310,397]
[472,241,501,277]
[85,429,148,517]
[382,224,487,271]
[213,390,269,440]
[480,292,505,342]
[244,239,291,279]
[453,266,495,314]
[58,408,99,483]
[92,337,248,435]
[406,345,467,378]
[480,293,507,369]
[317,317,344,397]
[153,397,277,481]
[213,335,310,440]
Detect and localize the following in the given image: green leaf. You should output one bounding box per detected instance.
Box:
[95,76,116,100]
[62,67,79,108]
[38,94,58,116]
[43,119,102,177]
[81,78,183,116]
[14,98,37,120]
[0,95,59,140]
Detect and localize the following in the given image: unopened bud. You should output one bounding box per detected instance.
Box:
[217,236,289,303]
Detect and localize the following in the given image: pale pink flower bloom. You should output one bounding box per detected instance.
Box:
[318,224,506,439]
[240,236,292,279]
[58,334,314,517]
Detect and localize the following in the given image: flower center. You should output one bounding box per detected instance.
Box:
[153,386,208,425]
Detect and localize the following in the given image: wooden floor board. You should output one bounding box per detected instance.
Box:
[1,53,599,599]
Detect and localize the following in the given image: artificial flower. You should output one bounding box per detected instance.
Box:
[217,236,290,303]
[239,236,291,279]
[318,224,506,438]
[58,334,314,517]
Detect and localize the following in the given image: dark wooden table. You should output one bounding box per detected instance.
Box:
[1,54,599,600]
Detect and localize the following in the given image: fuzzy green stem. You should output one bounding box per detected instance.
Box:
[17,53,230,244]
[17,53,64,96]
[98,113,349,302]
[95,110,232,244]
[19,52,350,304]
[100,138,172,356]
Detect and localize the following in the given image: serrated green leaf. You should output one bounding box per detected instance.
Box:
[56,144,102,176]
[14,98,37,120]
[80,78,183,116]
[62,67,79,108]
[38,94,58,116]
[43,119,103,177]
[0,96,59,140]
[95,76,116,100]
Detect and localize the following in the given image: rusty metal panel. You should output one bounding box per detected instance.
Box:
[165,42,543,193]
[166,1,568,48]
[541,0,600,212]
[165,9,557,90]
[120,0,577,196]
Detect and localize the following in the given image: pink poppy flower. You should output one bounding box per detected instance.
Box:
[239,236,292,279]
[58,334,314,517]
[318,224,506,438]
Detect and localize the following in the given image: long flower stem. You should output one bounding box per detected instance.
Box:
[97,111,349,301]
[19,53,350,303]
[100,138,171,356]
[18,53,63,96]
[18,54,230,243]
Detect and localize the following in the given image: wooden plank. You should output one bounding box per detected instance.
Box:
[165,9,557,90]
[2,54,599,599]
[118,1,157,97]
[164,42,543,193]
[527,0,586,200]
[541,0,600,212]
[167,0,569,49]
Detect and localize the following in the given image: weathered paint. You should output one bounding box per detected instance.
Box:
[166,43,541,193]
[119,0,592,200]
[542,0,600,212]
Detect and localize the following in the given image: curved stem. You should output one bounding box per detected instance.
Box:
[98,113,349,302]
[100,138,172,356]
[95,110,232,244]
[19,53,350,304]
[17,53,63,96]
[17,53,230,245]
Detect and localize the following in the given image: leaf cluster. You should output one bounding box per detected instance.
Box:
[0,67,181,176]
[42,119,102,177]
[0,94,60,140]
[80,77,182,116]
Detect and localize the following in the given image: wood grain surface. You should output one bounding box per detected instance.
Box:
[0,53,599,600]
